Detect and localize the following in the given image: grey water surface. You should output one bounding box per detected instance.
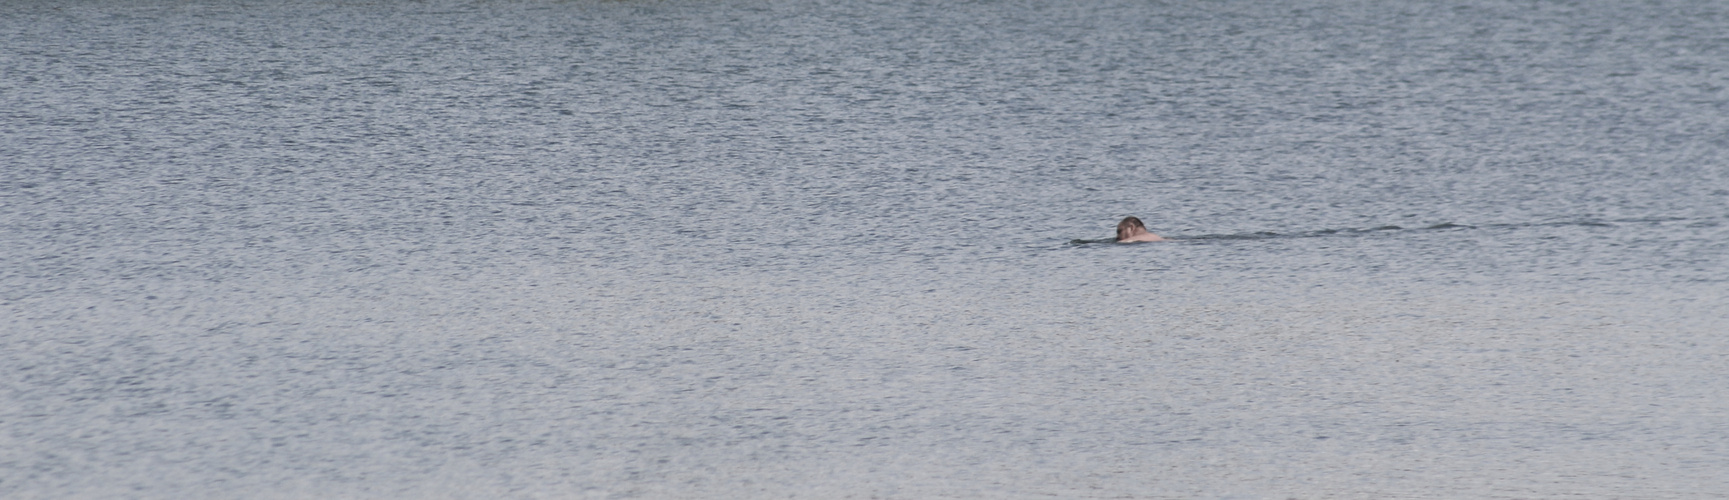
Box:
[4,0,1729,498]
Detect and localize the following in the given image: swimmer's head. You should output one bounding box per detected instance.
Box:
[1116,216,1148,241]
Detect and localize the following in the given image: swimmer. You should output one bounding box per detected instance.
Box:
[1115,216,1165,242]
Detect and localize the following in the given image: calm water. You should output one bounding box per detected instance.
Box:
[4,0,1728,498]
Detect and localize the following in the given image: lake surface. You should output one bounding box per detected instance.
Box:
[4,0,1728,498]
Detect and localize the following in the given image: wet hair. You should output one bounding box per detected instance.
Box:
[1116,216,1147,241]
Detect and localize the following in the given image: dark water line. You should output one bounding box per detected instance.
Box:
[1071,216,1716,245]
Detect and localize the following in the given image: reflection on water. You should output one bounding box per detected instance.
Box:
[4,0,1728,498]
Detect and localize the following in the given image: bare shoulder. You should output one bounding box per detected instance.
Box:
[1114,216,1165,242]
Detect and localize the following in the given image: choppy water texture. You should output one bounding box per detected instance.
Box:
[4,0,1729,498]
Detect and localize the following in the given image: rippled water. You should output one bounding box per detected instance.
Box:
[5,0,1728,498]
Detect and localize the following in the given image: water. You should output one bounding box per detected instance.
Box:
[4,0,1728,497]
